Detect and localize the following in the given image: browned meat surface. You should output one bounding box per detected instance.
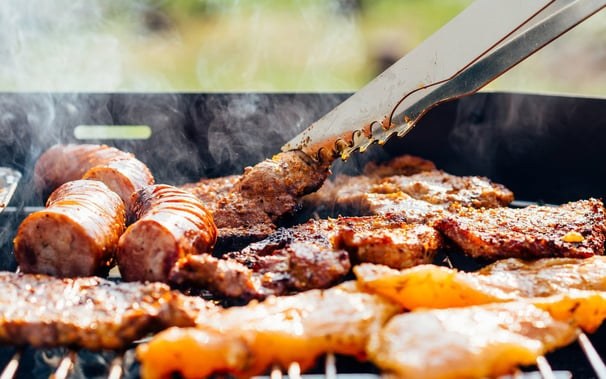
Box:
[305,159,513,218]
[435,198,606,260]
[181,151,332,251]
[137,281,401,379]
[171,214,443,300]
[361,154,437,177]
[14,180,126,277]
[117,184,217,282]
[0,271,216,350]
[33,144,154,213]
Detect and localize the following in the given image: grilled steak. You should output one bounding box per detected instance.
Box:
[170,214,443,300]
[137,281,401,379]
[435,198,606,260]
[117,184,217,282]
[181,150,332,251]
[14,180,126,277]
[0,271,215,350]
[34,144,154,216]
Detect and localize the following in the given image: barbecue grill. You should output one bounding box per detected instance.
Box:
[0,91,605,378]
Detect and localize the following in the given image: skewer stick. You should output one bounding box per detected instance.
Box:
[578,332,606,379]
[270,364,283,379]
[0,349,21,379]
[107,354,124,379]
[287,362,301,379]
[52,350,76,379]
[325,353,337,379]
[535,356,556,379]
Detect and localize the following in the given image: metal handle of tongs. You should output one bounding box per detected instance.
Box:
[378,0,606,149]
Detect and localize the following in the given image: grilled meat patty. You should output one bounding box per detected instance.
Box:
[170,214,443,301]
[0,271,215,350]
[14,180,126,277]
[435,198,606,260]
[137,281,401,379]
[117,184,217,282]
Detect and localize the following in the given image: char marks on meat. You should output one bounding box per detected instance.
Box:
[181,151,332,251]
[170,214,443,300]
[435,198,606,260]
[0,272,215,350]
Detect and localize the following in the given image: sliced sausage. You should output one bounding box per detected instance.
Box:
[34,144,154,215]
[14,180,126,277]
[117,184,217,282]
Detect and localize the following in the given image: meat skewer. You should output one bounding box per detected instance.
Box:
[13,180,126,277]
[117,184,217,282]
[33,143,155,217]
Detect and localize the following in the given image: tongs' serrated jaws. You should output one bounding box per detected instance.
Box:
[282,0,606,162]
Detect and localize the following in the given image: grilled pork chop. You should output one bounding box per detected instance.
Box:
[170,215,443,300]
[435,198,606,260]
[0,272,215,350]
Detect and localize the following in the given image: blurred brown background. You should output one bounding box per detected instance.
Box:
[0,0,604,95]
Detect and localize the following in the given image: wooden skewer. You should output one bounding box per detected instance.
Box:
[325,353,337,379]
[270,364,283,379]
[0,349,21,379]
[535,356,556,379]
[287,362,301,379]
[51,350,76,379]
[578,332,606,379]
[107,354,124,379]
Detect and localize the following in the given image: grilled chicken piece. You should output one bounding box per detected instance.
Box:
[0,271,216,350]
[137,281,401,379]
[14,180,126,277]
[170,215,443,300]
[368,302,578,379]
[435,198,606,260]
[117,184,217,282]
[354,255,606,310]
[34,144,154,216]
[181,151,332,251]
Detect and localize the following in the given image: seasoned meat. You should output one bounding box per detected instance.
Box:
[305,165,513,218]
[0,271,216,350]
[171,215,443,300]
[170,219,352,301]
[367,302,577,379]
[354,255,606,310]
[14,180,126,277]
[34,144,154,214]
[361,154,437,177]
[181,151,332,251]
[136,281,401,379]
[117,184,217,282]
[435,198,606,260]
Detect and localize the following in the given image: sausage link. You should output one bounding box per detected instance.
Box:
[14,180,126,277]
[117,184,217,282]
[34,144,154,214]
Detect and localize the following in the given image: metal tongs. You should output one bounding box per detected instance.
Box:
[0,168,20,215]
[282,0,606,161]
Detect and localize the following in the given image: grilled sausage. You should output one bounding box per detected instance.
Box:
[117,184,217,282]
[14,180,126,277]
[34,144,154,215]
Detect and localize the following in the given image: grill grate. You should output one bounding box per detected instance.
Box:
[0,341,604,379]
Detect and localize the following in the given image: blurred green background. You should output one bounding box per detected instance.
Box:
[0,0,604,95]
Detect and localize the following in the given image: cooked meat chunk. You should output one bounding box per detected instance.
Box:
[354,255,606,310]
[367,302,577,379]
[14,180,126,277]
[171,215,442,300]
[137,281,401,379]
[435,198,606,260]
[181,151,332,251]
[362,154,437,177]
[117,184,217,282]
[0,272,216,350]
[34,144,154,215]
[170,219,352,301]
[305,164,513,218]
